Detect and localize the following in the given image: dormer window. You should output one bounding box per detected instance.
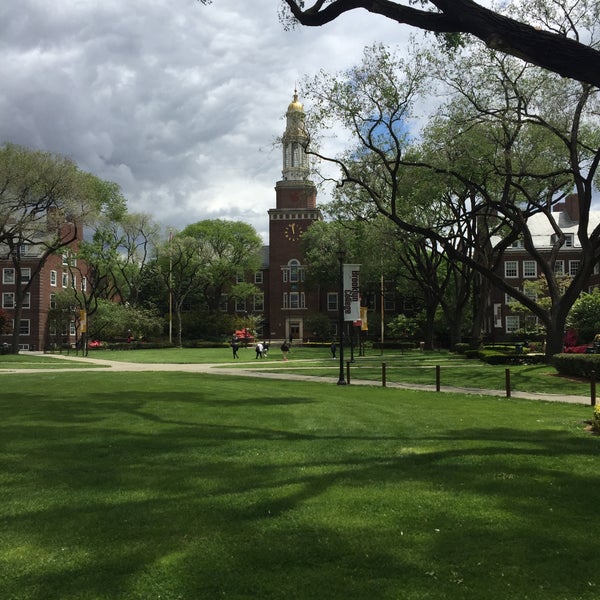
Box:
[551,233,574,247]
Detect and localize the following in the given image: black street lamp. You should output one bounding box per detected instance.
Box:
[337,250,347,385]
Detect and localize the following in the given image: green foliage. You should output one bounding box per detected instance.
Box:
[567,289,600,343]
[89,299,162,341]
[387,314,418,339]
[304,312,333,341]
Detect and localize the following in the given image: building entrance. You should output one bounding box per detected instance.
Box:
[287,319,302,343]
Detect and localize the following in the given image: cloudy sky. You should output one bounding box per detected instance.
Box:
[0,0,418,241]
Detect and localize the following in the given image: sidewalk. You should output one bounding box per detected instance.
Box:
[6,352,592,406]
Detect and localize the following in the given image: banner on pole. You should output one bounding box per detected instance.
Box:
[360,306,368,331]
[343,264,361,322]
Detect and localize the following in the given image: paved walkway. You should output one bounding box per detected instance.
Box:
[2,352,593,406]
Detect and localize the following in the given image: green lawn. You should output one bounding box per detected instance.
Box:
[39,346,592,397]
[0,353,97,369]
[1,370,599,599]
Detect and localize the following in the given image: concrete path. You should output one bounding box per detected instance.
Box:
[2,352,593,406]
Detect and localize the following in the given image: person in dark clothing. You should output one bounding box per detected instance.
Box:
[231,338,240,359]
[330,342,336,359]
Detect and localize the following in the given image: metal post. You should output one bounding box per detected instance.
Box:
[346,361,351,385]
[337,251,346,385]
[436,365,441,392]
[591,370,596,407]
[382,362,386,387]
[505,368,511,398]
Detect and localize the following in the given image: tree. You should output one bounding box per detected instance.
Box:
[199,1,600,85]
[88,299,163,342]
[566,289,600,344]
[276,0,600,88]
[179,220,263,314]
[154,220,262,346]
[300,35,600,358]
[0,143,126,352]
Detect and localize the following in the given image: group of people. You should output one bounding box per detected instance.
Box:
[254,341,270,359]
[230,336,290,361]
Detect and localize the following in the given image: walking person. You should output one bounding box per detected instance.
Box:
[231,339,240,359]
[281,340,290,361]
[330,342,336,359]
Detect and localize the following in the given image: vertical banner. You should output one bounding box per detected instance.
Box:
[343,264,361,322]
[360,306,368,331]
[79,309,87,333]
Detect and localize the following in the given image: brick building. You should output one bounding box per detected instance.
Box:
[488,194,600,341]
[1,221,85,351]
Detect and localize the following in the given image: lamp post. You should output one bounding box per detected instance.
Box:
[337,250,346,385]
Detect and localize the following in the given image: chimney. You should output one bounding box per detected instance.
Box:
[552,194,579,222]
[564,194,579,222]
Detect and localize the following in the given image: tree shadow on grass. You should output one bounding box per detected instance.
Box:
[2,382,600,599]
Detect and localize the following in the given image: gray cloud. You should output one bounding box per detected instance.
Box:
[0,0,414,240]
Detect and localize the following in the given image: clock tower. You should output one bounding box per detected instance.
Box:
[267,91,322,341]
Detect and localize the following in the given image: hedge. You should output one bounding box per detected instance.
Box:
[551,353,600,378]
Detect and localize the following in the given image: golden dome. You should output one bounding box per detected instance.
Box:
[287,90,303,112]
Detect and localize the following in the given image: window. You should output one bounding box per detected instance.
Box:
[289,260,300,283]
[235,273,244,284]
[384,295,395,312]
[70,322,76,336]
[504,261,518,278]
[50,293,57,309]
[523,260,537,278]
[81,276,87,292]
[20,268,31,283]
[2,268,15,284]
[19,319,30,336]
[505,315,520,333]
[551,233,574,247]
[253,293,264,311]
[254,271,263,284]
[235,299,246,312]
[327,292,338,311]
[554,260,564,276]
[289,292,300,309]
[282,292,306,309]
[62,253,69,266]
[283,259,304,283]
[2,292,15,309]
[50,270,57,286]
[569,260,580,276]
[219,294,228,312]
[511,240,524,248]
[22,292,30,309]
[62,272,68,288]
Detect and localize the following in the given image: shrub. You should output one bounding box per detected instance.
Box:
[551,353,600,378]
[454,343,470,354]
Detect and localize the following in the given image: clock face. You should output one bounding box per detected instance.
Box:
[284,222,304,242]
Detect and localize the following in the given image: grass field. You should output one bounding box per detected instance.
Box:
[4,345,590,398]
[1,364,599,599]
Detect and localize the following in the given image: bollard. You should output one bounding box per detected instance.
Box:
[346,361,351,385]
[382,362,386,387]
[591,370,596,407]
[436,365,441,392]
[505,368,511,398]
